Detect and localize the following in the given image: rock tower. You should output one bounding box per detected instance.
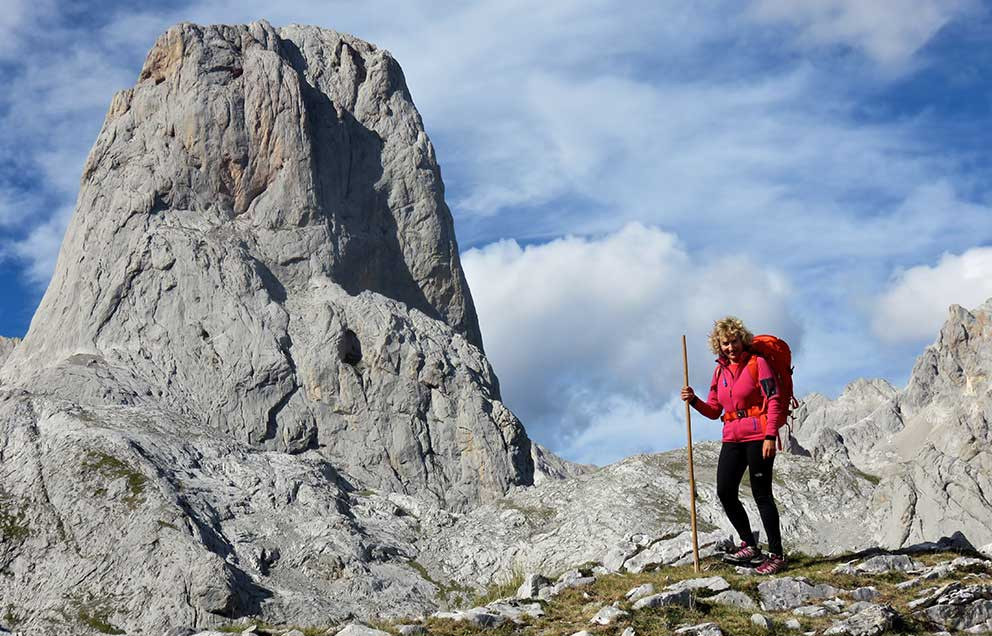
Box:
[0,21,532,634]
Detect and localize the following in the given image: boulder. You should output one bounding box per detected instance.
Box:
[758,577,843,611]
[665,576,730,594]
[337,626,392,636]
[626,583,656,602]
[632,589,693,610]
[590,604,628,625]
[824,604,899,636]
[674,623,722,636]
[751,614,772,630]
[516,573,550,600]
[854,554,924,574]
[708,590,758,610]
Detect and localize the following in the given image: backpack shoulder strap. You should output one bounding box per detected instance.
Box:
[747,354,760,386]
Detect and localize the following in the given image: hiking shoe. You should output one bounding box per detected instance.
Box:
[756,554,787,575]
[723,542,762,565]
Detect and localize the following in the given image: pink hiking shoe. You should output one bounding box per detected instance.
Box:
[723,542,763,565]
[756,553,787,575]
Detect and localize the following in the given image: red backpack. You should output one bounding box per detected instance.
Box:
[746,334,798,447]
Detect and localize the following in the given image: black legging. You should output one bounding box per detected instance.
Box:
[716,440,783,556]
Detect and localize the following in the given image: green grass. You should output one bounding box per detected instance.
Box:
[77,608,125,635]
[407,559,475,606]
[0,493,30,542]
[81,451,148,509]
[852,468,882,485]
[470,568,526,607]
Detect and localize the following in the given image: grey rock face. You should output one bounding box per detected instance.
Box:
[0,20,531,510]
[0,19,533,636]
[792,300,992,549]
[0,337,18,367]
[532,442,595,485]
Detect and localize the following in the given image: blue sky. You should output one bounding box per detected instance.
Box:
[2,1,992,465]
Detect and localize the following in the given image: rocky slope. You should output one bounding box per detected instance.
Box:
[187,549,992,635]
[791,300,992,549]
[0,21,532,635]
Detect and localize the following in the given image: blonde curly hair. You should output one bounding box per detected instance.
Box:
[708,316,754,356]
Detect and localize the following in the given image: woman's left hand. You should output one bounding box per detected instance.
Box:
[762,439,776,459]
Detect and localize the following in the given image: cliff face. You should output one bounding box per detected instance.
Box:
[0,21,532,635]
[0,20,530,505]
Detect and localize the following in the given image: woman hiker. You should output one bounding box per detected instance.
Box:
[680,316,787,575]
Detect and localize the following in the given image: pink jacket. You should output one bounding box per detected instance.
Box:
[691,352,784,443]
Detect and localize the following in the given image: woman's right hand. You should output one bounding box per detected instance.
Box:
[681,386,696,403]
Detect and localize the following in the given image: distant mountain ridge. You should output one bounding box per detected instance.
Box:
[792,299,992,548]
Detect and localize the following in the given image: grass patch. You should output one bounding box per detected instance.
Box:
[852,468,882,485]
[407,559,475,606]
[75,606,125,635]
[0,491,30,542]
[2,607,23,627]
[81,451,148,509]
[471,569,526,607]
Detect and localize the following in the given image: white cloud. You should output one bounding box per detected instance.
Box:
[748,0,976,68]
[462,223,801,462]
[873,247,992,343]
[555,394,706,467]
[1,205,73,287]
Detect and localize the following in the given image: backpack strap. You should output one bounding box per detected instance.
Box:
[747,355,759,386]
[748,355,786,451]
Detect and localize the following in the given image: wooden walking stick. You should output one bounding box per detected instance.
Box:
[682,335,701,573]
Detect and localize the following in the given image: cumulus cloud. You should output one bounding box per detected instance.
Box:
[873,247,992,343]
[748,0,977,68]
[462,223,801,463]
